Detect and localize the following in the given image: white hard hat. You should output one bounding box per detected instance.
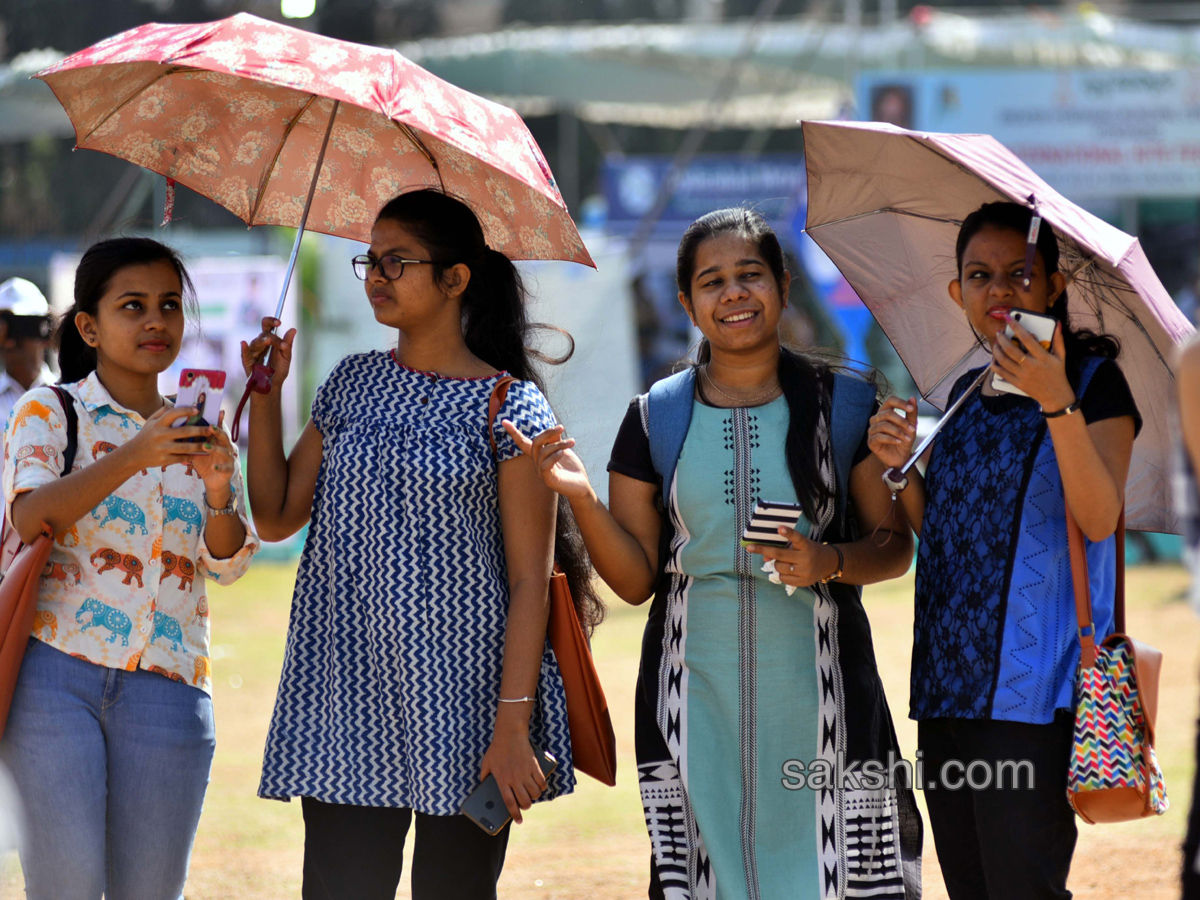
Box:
[0,278,49,317]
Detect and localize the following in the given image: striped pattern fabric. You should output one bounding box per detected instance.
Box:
[258,352,574,814]
[1068,637,1167,816]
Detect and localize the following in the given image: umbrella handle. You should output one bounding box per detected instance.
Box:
[229,364,275,443]
[880,366,991,493]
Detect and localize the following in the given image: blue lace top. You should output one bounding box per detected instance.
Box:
[911,357,1139,724]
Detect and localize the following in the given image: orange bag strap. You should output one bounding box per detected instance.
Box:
[1066,505,1126,669]
[486,377,517,458]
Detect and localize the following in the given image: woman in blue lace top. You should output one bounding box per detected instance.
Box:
[868,202,1140,900]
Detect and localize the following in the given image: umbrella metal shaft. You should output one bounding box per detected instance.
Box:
[274,100,340,322]
[885,366,990,487]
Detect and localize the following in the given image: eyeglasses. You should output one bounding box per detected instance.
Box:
[351,253,433,282]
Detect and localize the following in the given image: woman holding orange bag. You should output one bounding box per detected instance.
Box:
[243,190,602,900]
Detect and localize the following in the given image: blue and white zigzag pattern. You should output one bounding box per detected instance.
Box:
[259,352,574,814]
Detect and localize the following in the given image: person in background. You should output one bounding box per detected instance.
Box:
[0,278,55,430]
[1175,335,1200,899]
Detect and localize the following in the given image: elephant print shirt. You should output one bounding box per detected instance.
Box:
[2,373,260,693]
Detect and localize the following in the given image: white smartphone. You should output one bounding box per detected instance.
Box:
[992,309,1058,397]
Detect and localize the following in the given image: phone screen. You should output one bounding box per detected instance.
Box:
[174,369,227,438]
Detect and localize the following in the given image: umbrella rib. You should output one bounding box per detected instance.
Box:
[247,94,319,226]
[806,207,963,231]
[78,64,200,146]
[391,121,445,193]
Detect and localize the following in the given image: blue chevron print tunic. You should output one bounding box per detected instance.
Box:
[258,351,575,814]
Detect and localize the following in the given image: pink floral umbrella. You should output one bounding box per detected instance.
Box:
[34,13,591,266]
[35,12,593,427]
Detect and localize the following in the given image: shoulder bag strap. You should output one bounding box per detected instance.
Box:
[1066,504,1127,668]
[486,377,517,458]
[48,386,78,476]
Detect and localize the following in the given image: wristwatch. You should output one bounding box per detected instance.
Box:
[204,491,237,517]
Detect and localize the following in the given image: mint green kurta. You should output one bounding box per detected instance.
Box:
[673,397,820,900]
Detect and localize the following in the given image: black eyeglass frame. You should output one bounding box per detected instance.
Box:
[351,253,435,282]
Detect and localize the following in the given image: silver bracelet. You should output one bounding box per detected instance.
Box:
[498,696,536,704]
[204,492,237,516]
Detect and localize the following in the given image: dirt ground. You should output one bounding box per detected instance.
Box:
[1,562,1197,899]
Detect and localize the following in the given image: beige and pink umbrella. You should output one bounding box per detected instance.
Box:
[803,120,1193,533]
[35,13,593,422]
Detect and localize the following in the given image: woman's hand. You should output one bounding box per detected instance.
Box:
[478,726,548,825]
[240,316,297,387]
[868,397,918,470]
[502,422,595,501]
[191,411,236,501]
[745,527,839,588]
[119,406,209,473]
[992,316,1075,411]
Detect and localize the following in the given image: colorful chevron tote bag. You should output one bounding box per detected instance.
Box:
[1065,506,1168,823]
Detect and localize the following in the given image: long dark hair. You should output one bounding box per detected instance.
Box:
[55,237,195,384]
[676,207,837,521]
[376,189,604,633]
[955,202,1120,376]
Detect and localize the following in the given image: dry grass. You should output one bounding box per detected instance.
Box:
[1,562,1197,899]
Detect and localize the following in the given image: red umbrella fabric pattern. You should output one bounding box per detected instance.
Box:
[34,13,593,267]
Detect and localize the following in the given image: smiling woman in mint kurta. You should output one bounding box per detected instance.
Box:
[242,189,602,900]
[506,208,924,900]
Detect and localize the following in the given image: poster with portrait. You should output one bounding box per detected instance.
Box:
[49,253,301,445]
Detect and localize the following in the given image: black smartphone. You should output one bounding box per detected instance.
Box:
[460,747,557,835]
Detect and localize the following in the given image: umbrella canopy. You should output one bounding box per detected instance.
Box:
[33,13,593,267]
[803,119,1193,533]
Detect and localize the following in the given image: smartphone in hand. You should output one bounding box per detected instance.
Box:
[173,369,226,441]
[741,500,803,548]
[460,747,557,835]
[992,309,1057,397]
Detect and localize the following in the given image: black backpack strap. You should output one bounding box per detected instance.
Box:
[48,385,78,476]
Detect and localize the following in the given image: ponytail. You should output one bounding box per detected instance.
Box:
[56,237,193,384]
[375,190,602,633]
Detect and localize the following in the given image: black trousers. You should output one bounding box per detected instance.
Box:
[300,797,510,900]
[918,714,1078,900]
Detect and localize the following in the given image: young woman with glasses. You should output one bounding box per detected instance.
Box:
[241,189,601,900]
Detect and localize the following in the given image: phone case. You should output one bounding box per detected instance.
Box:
[173,369,227,433]
[992,310,1057,397]
[741,501,803,548]
[460,748,558,836]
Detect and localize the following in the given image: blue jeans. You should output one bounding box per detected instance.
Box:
[0,638,215,900]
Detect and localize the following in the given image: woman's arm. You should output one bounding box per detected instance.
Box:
[479,452,557,824]
[747,453,915,587]
[502,422,661,605]
[1047,415,1134,541]
[994,321,1133,541]
[190,414,246,559]
[867,396,927,536]
[11,405,208,544]
[242,320,322,542]
[245,398,322,542]
[1179,340,1200,477]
